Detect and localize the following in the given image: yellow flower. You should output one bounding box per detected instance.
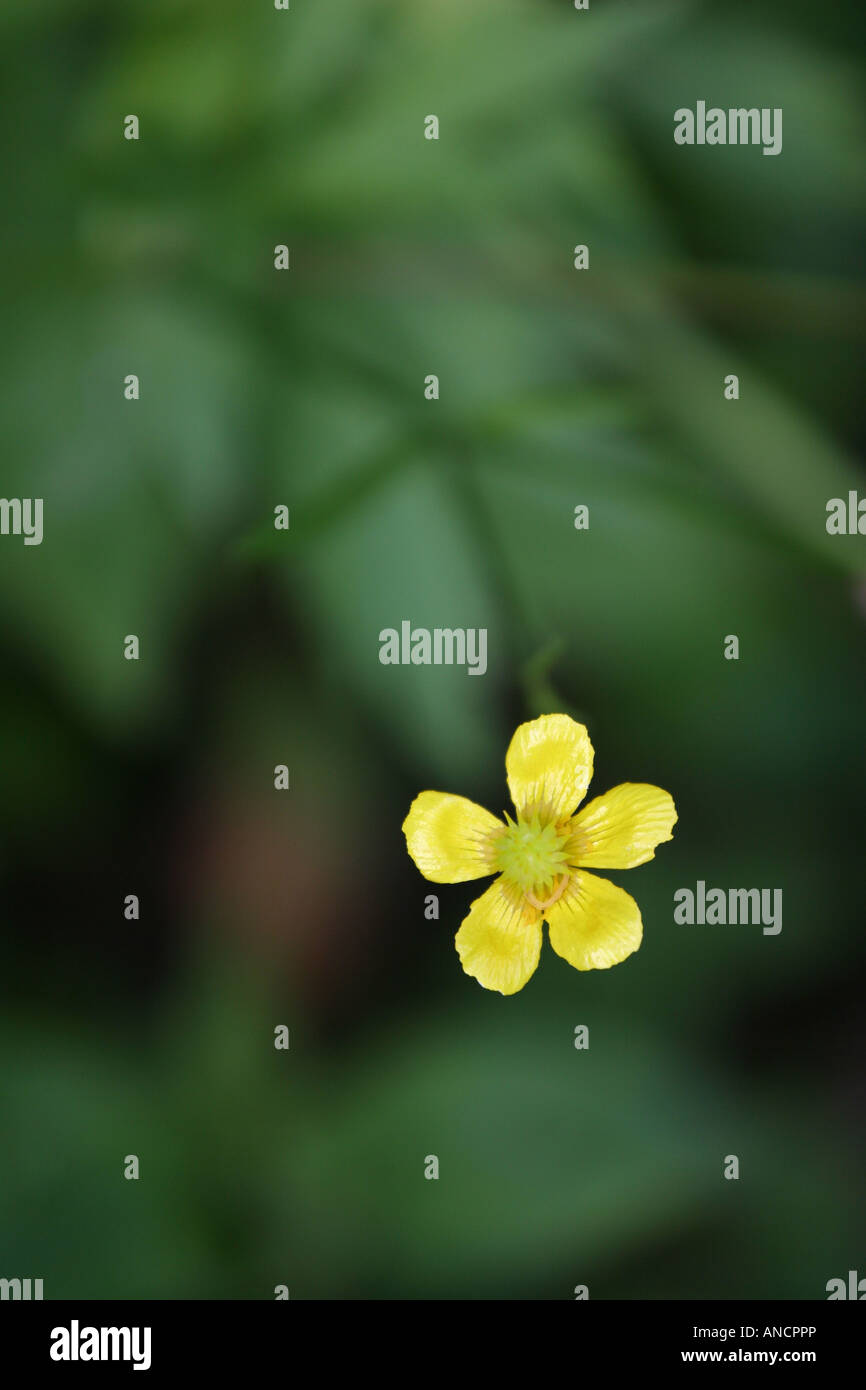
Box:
[402,713,676,995]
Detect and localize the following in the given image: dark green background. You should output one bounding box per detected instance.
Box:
[1,0,864,1298]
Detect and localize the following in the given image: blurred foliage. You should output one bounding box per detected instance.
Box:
[0,0,864,1298]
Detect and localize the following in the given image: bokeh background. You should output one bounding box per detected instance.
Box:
[1,0,864,1299]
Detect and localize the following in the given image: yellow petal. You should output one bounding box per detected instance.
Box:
[505,714,594,821]
[455,878,542,995]
[566,783,677,869]
[403,791,503,883]
[545,871,642,971]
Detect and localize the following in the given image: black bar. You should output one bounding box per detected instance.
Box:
[1,1300,861,1375]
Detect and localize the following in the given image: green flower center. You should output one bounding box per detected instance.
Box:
[494,814,570,901]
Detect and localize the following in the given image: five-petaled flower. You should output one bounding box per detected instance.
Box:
[403,713,676,994]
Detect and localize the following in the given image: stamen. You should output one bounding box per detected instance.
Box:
[525,874,569,912]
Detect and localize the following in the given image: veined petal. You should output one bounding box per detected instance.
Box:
[455,878,542,995]
[545,871,642,971]
[403,791,503,883]
[505,714,594,822]
[566,783,677,869]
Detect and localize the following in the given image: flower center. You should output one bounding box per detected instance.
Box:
[494,814,570,903]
